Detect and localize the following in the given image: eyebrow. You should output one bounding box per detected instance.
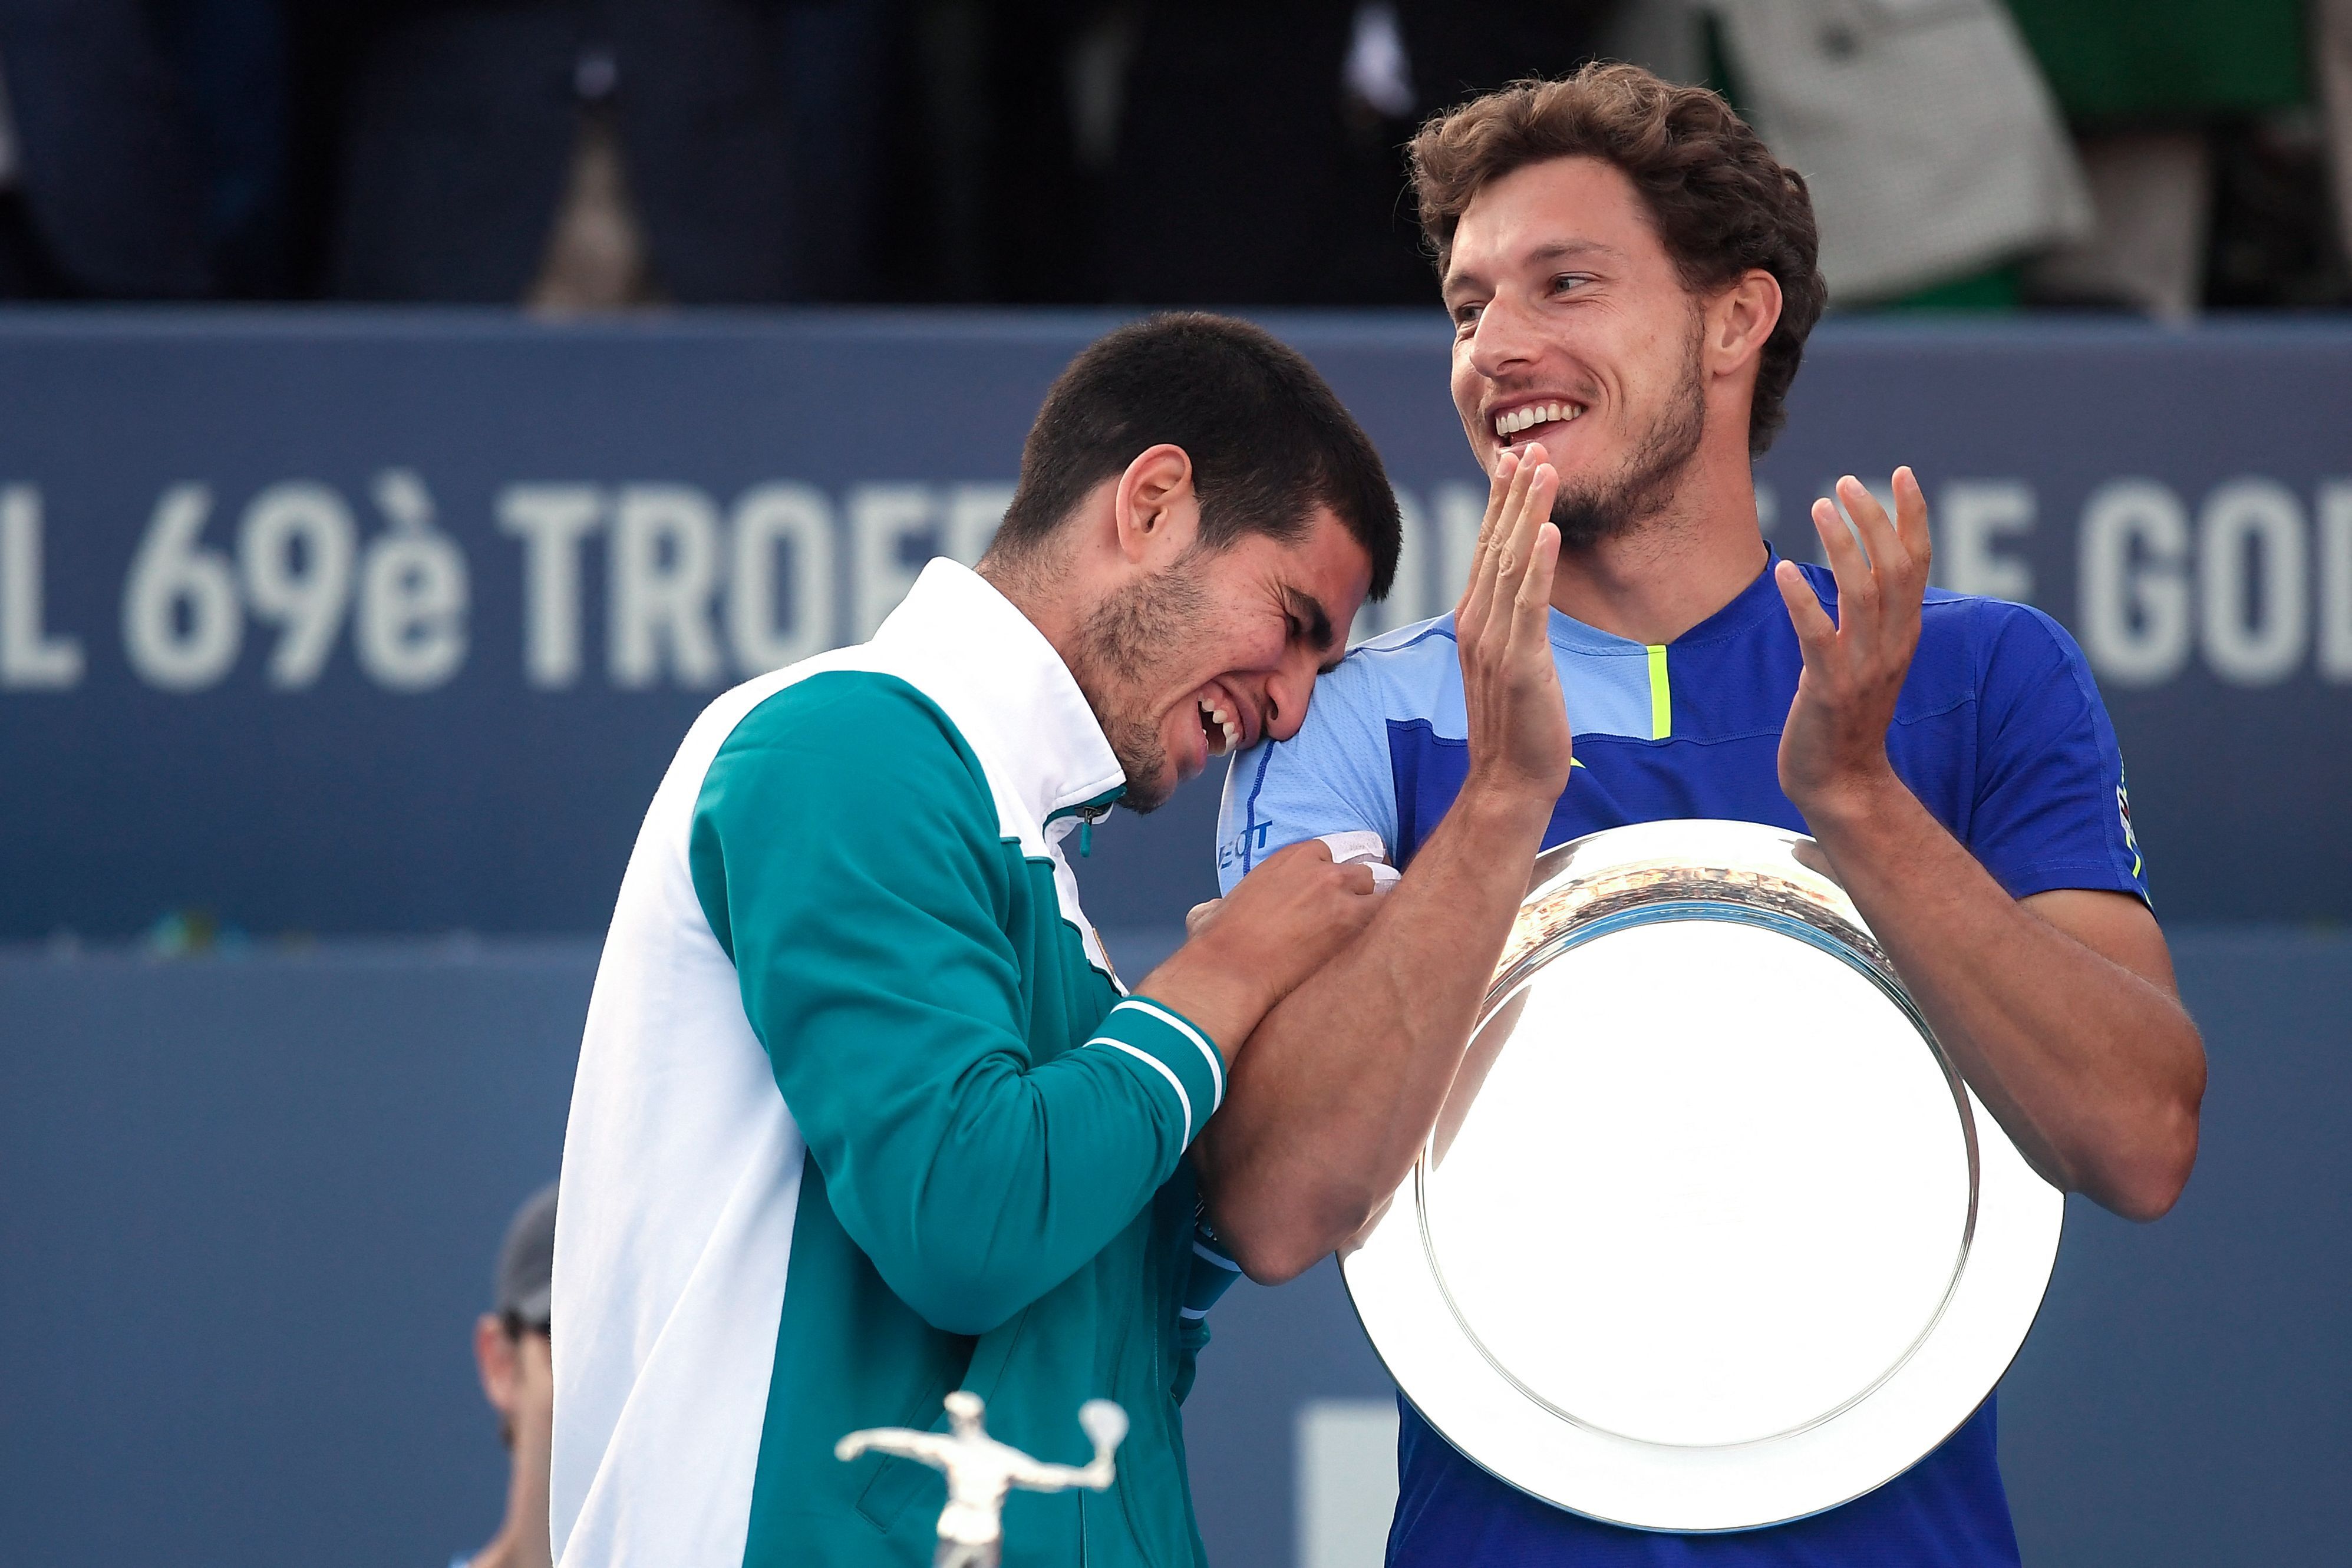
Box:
[1443,238,1628,302]
[1287,587,1338,662]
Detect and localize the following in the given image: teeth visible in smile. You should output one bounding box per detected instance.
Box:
[1198,697,1240,755]
[1493,401,1584,437]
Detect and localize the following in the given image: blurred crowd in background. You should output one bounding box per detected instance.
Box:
[1,0,2348,316]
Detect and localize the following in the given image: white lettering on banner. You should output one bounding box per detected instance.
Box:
[1815,479,1896,566]
[1787,485,1830,563]
[1354,483,1495,638]
[1771,482,1826,562]
[239,482,357,688]
[1435,482,1486,612]
[610,485,724,688]
[1938,481,2034,600]
[1356,489,1430,641]
[2318,482,2352,682]
[2198,478,2307,687]
[124,484,243,690]
[498,485,602,689]
[62,471,2352,696]
[1394,488,1432,636]
[729,483,835,674]
[849,484,936,641]
[942,484,1015,568]
[357,471,468,691]
[0,486,83,689]
[2080,480,2192,686]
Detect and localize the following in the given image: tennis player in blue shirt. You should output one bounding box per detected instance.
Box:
[1196,63,2207,1568]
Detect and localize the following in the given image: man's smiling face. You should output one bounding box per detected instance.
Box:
[1077,507,1371,814]
[1443,155,1711,543]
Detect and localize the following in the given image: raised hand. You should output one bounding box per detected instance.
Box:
[1456,444,1573,804]
[1773,468,1932,817]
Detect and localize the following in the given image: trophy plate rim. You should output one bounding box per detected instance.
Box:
[1340,818,2064,1533]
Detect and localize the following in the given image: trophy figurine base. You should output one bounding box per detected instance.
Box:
[935,1502,1002,1568]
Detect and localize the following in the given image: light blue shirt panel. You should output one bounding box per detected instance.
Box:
[1547,611,1656,742]
[1213,612,1675,896]
[1327,610,1658,744]
[1214,625,1422,893]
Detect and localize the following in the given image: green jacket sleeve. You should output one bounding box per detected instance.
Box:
[689,671,1225,1336]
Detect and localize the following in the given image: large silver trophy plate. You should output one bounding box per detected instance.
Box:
[1342,819,2064,1533]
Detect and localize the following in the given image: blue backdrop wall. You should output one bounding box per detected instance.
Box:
[2,312,2349,935]
[1,314,2346,1566]
[0,930,2343,1568]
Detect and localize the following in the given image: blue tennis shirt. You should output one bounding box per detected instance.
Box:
[1213,556,2146,1567]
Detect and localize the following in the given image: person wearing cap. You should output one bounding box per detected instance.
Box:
[457,1183,557,1568]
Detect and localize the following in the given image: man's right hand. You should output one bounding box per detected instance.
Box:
[1187,449,1576,1279]
[1454,445,1573,807]
[1137,840,1379,1068]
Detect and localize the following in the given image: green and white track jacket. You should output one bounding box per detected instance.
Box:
[551,560,1233,1568]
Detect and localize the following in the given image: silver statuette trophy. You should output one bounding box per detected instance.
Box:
[836,1391,1129,1568]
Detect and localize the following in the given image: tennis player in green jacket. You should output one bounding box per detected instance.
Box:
[552,315,1411,1568]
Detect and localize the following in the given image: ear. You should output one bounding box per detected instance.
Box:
[1111,444,1202,567]
[1706,269,1783,380]
[475,1313,519,1418]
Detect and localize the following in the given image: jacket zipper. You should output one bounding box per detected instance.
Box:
[1045,788,1124,858]
[1076,802,1111,856]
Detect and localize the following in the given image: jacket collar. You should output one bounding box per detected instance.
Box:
[870,558,1127,834]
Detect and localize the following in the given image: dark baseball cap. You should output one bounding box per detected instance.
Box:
[494,1182,558,1327]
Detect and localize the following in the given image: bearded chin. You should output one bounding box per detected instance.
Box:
[1548,413,1704,549]
[1547,320,1710,550]
[1110,720,1175,814]
[1549,484,1631,551]
[1071,554,1206,817]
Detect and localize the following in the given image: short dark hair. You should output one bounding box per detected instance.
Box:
[988,313,1402,599]
[1409,63,1827,456]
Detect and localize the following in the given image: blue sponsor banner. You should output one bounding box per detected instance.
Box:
[1,311,2346,935]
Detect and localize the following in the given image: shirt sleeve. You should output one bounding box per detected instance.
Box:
[1214,657,1399,896]
[690,671,1226,1336]
[1965,604,2150,905]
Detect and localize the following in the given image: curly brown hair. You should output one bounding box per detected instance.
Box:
[1409,63,1826,457]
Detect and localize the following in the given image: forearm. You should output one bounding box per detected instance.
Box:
[1198,786,1552,1280]
[793,996,1220,1335]
[1806,771,2204,1219]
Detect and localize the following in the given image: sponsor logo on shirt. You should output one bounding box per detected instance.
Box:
[1218,821,1275,877]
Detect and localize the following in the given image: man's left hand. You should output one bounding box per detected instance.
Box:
[1773,467,1932,820]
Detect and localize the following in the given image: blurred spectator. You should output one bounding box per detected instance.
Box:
[5,1,2342,311]
[862,1,1101,304]
[1103,4,1365,305]
[1654,0,2091,307]
[0,0,291,299]
[457,1183,557,1568]
[1103,2,1616,305]
[778,0,890,302]
[326,1,859,306]
[2010,0,2348,315]
[2325,1,2352,266]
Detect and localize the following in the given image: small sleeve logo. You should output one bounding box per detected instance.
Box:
[2116,771,2142,881]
